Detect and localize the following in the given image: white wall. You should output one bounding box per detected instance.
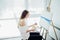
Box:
[0,0,25,39]
[51,0,60,40]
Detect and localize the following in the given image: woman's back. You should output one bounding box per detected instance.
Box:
[19,19,29,40]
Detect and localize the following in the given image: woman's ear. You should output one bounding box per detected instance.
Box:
[26,13,29,18]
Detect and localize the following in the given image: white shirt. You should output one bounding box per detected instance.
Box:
[18,18,40,39]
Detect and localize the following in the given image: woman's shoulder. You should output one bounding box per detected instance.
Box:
[19,19,26,26]
[20,19,24,21]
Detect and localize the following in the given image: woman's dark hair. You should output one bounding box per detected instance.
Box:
[20,10,29,19]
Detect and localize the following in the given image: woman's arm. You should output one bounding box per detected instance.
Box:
[26,23,37,33]
[29,23,37,27]
[26,29,35,33]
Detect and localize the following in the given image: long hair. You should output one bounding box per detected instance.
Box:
[20,10,29,19]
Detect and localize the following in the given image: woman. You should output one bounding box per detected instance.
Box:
[18,10,37,40]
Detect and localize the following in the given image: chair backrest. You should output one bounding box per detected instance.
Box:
[39,27,48,40]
